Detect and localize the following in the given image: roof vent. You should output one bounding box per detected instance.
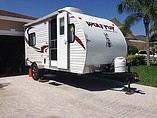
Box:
[58,7,83,14]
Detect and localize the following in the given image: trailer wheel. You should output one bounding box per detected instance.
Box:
[31,62,40,80]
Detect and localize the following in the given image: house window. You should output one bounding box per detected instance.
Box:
[28,33,36,46]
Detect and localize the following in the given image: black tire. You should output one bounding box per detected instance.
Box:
[31,62,41,80]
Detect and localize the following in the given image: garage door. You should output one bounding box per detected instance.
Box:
[0,35,25,75]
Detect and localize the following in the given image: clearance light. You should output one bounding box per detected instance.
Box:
[78,17,82,20]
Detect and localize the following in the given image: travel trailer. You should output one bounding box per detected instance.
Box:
[24,7,127,80]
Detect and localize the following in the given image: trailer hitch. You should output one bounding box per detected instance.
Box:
[125,62,139,95]
[125,75,134,95]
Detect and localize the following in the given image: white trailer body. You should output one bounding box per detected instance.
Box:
[24,7,127,78]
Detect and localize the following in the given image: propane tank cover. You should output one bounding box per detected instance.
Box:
[114,57,126,73]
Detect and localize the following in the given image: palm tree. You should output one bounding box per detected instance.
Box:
[117,0,157,66]
[150,21,157,41]
[150,22,157,62]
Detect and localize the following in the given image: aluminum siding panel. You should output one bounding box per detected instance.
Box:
[69,15,86,74]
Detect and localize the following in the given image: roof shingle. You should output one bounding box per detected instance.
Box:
[0,10,37,20]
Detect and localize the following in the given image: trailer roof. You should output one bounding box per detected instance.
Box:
[24,11,59,27]
[24,7,82,27]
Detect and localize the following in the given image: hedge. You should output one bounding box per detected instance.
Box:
[126,54,145,66]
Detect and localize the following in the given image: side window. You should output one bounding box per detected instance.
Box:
[68,24,75,43]
[60,17,64,35]
[28,33,36,46]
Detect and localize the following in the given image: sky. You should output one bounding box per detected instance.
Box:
[0,0,145,36]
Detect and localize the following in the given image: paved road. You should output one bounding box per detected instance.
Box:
[0,74,157,118]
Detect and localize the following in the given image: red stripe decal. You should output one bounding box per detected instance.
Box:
[75,36,86,50]
[37,45,48,53]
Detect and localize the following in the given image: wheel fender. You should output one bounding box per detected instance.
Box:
[33,61,44,69]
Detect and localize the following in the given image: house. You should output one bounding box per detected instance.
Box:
[0,10,36,74]
[110,18,146,50]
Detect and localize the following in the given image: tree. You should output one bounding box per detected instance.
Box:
[128,45,139,55]
[117,0,157,66]
[120,26,132,37]
[150,20,157,41]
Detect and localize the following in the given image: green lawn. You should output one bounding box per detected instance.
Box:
[130,64,157,87]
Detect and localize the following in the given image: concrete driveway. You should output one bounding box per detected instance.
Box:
[0,74,157,118]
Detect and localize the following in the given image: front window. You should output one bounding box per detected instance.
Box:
[68,24,75,43]
[28,33,36,46]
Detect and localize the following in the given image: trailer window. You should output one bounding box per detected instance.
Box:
[60,17,64,35]
[68,24,75,43]
[28,33,36,46]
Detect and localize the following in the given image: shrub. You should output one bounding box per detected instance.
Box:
[126,54,145,66]
[128,45,139,55]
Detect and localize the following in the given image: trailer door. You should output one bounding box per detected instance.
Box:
[57,12,68,69]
